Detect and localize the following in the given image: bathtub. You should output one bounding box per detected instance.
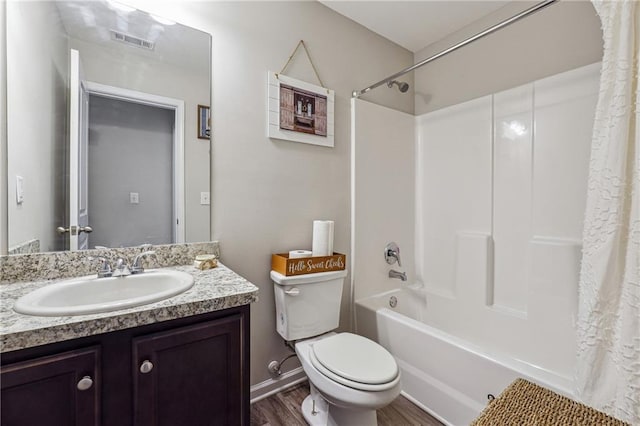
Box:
[355,287,574,426]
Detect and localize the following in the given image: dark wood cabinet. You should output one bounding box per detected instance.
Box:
[133,315,242,426]
[1,305,250,426]
[1,346,100,426]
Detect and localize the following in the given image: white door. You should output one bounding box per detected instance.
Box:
[69,49,90,250]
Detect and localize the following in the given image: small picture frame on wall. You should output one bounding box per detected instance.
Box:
[197,105,210,139]
[267,71,335,147]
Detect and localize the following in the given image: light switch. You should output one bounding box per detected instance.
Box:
[200,192,210,205]
[130,192,139,204]
[16,176,24,204]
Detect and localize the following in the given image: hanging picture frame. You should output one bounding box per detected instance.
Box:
[197,104,210,139]
[267,71,335,147]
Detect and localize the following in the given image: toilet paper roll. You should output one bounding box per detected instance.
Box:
[289,249,312,259]
[312,220,334,257]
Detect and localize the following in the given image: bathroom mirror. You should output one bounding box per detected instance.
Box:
[6,1,211,254]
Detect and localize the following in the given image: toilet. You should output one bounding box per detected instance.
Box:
[271,269,401,425]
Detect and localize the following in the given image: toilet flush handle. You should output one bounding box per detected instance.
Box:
[284,287,300,296]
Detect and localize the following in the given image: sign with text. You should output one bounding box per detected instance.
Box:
[271,252,346,276]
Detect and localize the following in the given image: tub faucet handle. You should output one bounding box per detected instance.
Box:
[384,242,402,267]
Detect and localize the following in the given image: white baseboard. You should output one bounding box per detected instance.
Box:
[250,367,308,404]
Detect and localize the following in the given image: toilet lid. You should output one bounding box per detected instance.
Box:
[311,333,398,385]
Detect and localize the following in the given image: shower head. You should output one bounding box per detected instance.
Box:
[387,80,410,93]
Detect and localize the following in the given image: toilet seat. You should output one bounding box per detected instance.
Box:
[310,333,400,392]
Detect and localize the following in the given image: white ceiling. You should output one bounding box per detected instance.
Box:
[55,1,210,75]
[320,1,511,53]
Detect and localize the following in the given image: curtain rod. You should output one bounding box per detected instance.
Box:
[352,0,558,98]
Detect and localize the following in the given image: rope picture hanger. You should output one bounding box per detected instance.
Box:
[277,40,326,89]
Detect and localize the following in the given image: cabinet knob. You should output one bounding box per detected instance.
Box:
[140,360,154,374]
[77,375,93,391]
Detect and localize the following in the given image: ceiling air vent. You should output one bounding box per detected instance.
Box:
[110,30,155,50]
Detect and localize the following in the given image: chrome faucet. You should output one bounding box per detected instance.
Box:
[384,242,402,267]
[131,250,156,274]
[389,269,407,281]
[113,258,131,277]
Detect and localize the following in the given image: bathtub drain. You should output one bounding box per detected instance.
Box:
[389,296,398,308]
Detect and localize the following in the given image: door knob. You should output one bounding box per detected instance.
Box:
[77,375,93,391]
[57,226,92,235]
[140,360,154,374]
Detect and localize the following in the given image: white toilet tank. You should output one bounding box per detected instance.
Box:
[271,269,348,341]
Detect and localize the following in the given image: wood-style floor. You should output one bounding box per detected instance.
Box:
[251,381,443,426]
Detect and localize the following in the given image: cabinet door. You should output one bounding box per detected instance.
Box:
[133,314,242,426]
[1,346,100,426]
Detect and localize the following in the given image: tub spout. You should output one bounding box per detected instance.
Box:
[389,269,407,281]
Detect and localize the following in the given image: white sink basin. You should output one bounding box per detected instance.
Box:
[14,269,194,317]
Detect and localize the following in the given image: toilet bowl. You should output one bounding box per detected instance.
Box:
[295,333,401,425]
[271,269,401,425]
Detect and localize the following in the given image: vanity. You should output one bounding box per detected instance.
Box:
[0,244,259,426]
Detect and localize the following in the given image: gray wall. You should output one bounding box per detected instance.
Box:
[211,2,415,387]
[211,2,414,387]
[88,96,174,248]
[414,1,603,114]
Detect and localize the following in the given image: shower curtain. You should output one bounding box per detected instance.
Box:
[576,0,639,423]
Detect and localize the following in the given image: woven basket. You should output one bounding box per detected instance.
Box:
[471,378,629,426]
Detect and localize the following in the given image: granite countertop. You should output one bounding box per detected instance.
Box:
[0,263,259,353]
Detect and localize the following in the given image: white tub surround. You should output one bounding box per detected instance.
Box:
[413,63,600,381]
[351,63,603,424]
[350,98,415,304]
[576,1,640,423]
[352,63,600,382]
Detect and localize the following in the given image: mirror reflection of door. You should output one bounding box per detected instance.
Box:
[68,49,90,251]
[69,50,182,250]
[88,95,175,248]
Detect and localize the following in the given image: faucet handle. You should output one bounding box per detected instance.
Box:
[384,242,402,267]
[131,251,157,274]
[113,257,132,277]
[88,256,112,278]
